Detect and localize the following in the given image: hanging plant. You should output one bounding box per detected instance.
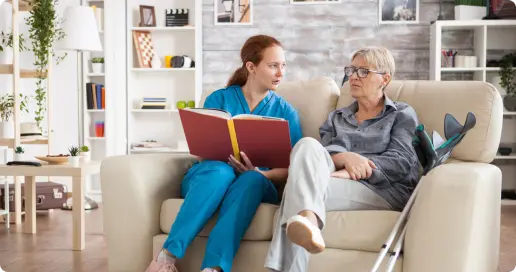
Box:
[25,0,66,132]
[0,31,28,53]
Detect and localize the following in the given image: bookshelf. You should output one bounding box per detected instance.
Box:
[430,19,516,204]
[126,0,202,154]
[81,0,105,197]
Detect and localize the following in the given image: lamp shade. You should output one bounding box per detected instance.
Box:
[55,6,102,52]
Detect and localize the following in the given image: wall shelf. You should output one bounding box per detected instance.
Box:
[0,64,47,78]
[126,0,202,155]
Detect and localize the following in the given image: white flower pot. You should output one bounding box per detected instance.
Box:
[13,153,23,161]
[81,151,90,162]
[0,121,14,139]
[92,63,104,73]
[454,5,486,20]
[68,156,80,167]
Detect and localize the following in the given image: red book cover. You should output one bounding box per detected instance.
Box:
[178,109,292,169]
[233,118,291,168]
[178,108,234,162]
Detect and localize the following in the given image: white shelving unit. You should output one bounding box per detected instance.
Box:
[430,19,516,205]
[81,0,105,197]
[126,0,202,155]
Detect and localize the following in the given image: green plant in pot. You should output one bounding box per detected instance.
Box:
[80,145,90,162]
[68,145,80,166]
[499,53,516,112]
[26,0,67,133]
[0,93,30,139]
[454,0,487,20]
[14,146,24,161]
[91,57,104,74]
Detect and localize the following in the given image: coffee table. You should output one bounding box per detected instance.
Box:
[0,160,101,250]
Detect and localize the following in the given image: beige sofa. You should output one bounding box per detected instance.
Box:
[100,77,503,272]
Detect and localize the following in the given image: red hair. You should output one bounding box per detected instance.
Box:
[227,35,283,87]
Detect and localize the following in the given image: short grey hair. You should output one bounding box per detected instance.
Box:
[351,46,396,78]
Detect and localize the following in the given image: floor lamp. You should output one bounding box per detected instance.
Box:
[55,6,102,210]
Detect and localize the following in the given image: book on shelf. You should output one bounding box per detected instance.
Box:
[140,97,167,109]
[95,121,104,137]
[178,108,292,169]
[86,82,105,110]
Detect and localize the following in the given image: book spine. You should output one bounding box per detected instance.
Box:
[227,120,241,161]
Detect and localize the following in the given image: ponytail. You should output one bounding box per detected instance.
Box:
[226,66,248,87]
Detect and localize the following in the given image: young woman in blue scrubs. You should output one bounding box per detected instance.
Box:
[145,35,303,272]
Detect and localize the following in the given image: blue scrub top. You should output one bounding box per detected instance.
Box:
[203,85,303,148]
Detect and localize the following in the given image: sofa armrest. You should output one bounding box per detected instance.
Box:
[403,162,501,272]
[100,154,198,272]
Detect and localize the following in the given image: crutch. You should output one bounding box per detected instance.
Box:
[371,112,477,272]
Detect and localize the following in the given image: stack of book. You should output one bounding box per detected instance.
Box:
[86,82,105,110]
[140,97,167,109]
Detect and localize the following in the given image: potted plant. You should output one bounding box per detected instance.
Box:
[0,93,30,139]
[68,145,80,166]
[0,31,28,64]
[26,0,67,133]
[14,146,24,161]
[91,57,104,73]
[80,145,90,162]
[454,0,487,20]
[499,53,516,111]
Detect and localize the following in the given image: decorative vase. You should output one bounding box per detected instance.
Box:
[503,95,516,112]
[13,153,23,161]
[68,156,80,167]
[151,51,162,68]
[92,63,103,73]
[0,121,14,139]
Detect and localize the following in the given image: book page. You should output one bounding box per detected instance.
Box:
[233,114,285,121]
[182,108,231,119]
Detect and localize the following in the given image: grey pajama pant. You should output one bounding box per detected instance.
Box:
[264,137,393,272]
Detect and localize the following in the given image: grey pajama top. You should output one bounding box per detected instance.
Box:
[319,95,421,210]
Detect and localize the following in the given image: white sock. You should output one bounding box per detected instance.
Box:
[157,250,176,263]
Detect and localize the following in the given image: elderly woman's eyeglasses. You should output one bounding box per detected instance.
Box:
[344,66,385,78]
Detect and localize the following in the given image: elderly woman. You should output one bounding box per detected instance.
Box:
[264,47,420,272]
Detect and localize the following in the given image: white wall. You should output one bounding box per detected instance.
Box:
[0,0,81,192]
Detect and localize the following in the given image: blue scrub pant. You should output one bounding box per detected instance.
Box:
[162,160,279,272]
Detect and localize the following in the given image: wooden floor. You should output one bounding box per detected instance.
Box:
[1,206,516,272]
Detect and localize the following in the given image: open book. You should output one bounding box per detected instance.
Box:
[178,108,292,168]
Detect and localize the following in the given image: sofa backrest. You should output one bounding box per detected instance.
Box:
[338,80,503,163]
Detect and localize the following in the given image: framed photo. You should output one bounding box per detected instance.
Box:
[214,0,253,25]
[379,0,419,24]
[139,5,156,27]
[290,0,341,4]
[132,30,154,68]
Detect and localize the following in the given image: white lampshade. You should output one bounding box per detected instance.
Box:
[55,6,102,52]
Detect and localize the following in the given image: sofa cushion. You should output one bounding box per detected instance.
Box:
[161,199,400,251]
[160,199,279,241]
[337,80,502,163]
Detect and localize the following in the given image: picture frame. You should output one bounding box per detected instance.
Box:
[139,5,156,27]
[214,0,253,25]
[379,0,419,25]
[132,30,154,68]
[290,0,341,4]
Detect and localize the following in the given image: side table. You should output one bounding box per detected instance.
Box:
[0,161,101,250]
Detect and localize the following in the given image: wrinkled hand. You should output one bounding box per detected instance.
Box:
[229,151,259,174]
[331,169,351,179]
[340,152,377,180]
